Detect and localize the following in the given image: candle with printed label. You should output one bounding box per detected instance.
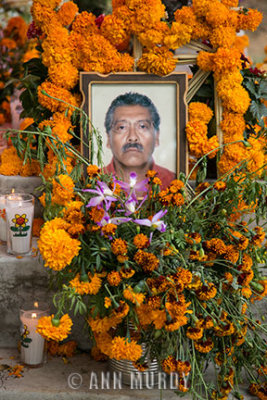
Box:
[5,193,34,254]
[20,303,48,366]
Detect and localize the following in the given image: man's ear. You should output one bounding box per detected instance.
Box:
[155,130,160,147]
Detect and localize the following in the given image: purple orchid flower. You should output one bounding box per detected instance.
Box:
[134,210,168,242]
[99,211,132,227]
[83,181,117,210]
[116,172,148,199]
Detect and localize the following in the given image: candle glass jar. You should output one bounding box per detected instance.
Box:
[20,302,49,367]
[5,193,34,255]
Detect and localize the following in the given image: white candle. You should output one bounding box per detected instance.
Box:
[5,193,34,255]
[20,308,46,366]
[0,195,6,242]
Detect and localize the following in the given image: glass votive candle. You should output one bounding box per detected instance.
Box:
[0,193,7,242]
[20,302,49,367]
[5,193,34,255]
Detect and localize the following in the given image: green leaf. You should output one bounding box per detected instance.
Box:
[10,227,18,232]
[22,226,30,231]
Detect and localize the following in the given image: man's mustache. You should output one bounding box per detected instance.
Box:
[122,143,144,152]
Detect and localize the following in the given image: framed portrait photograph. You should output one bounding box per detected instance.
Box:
[80,72,188,186]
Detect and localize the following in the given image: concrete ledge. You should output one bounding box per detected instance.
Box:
[0,240,49,348]
[0,348,255,400]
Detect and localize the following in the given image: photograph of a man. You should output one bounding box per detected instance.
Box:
[103,92,176,187]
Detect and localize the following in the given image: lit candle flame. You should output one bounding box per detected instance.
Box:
[32,312,37,319]
[11,188,15,194]
[34,301,39,308]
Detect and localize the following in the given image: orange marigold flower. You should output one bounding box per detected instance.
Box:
[36,314,73,342]
[212,48,242,79]
[104,297,112,308]
[38,218,80,271]
[186,327,204,341]
[185,232,202,245]
[87,165,100,177]
[224,244,239,264]
[48,62,79,90]
[100,14,129,48]
[196,282,217,301]
[111,238,128,256]
[69,273,102,295]
[192,0,211,17]
[163,22,192,50]
[89,206,105,223]
[205,1,230,27]
[133,233,150,249]
[241,286,252,298]
[63,201,84,225]
[101,223,117,237]
[238,270,254,287]
[205,238,227,255]
[172,193,185,206]
[162,356,177,374]
[188,102,213,124]
[237,9,263,32]
[252,226,265,246]
[214,321,235,337]
[194,337,214,353]
[151,309,167,329]
[213,181,226,191]
[33,217,44,237]
[130,0,165,34]
[52,174,75,206]
[123,286,145,305]
[57,1,78,26]
[137,47,177,76]
[4,16,27,46]
[197,50,214,72]
[134,249,159,273]
[224,272,234,284]
[71,11,98,35]
[107,271,122,286]
[38,82,78,113]
[210,26,236,49]
[110,336,142,362]
[138,24,167,48]
[119,267,135,279]
[221,85,251,114]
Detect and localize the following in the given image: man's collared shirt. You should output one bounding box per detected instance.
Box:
[103,158,176,190]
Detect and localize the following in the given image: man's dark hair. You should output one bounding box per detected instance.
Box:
[104,92,160,133]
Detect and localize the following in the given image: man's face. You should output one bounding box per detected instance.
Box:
[107,105,159,169]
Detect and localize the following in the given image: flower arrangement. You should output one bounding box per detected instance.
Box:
[32,156,267,399]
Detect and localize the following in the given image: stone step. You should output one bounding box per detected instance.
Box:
[0,348,256,400]
[0,241,91,350]
[0,240,48,348]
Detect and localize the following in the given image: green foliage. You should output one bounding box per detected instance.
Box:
[242,68,267,128]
